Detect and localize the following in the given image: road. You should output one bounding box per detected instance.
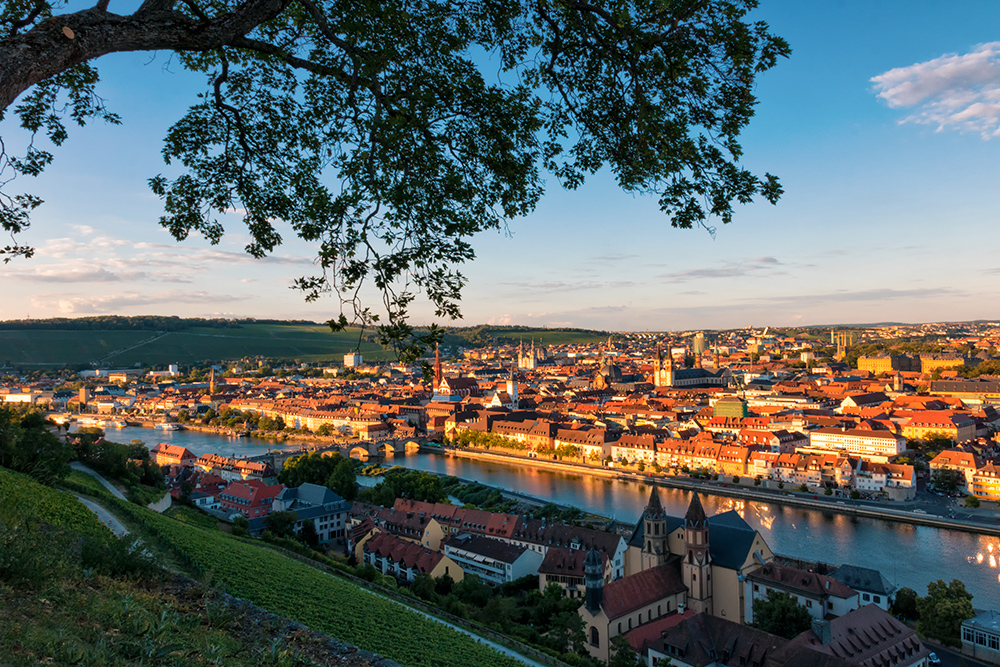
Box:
[932,644,992,667]
[73,494,129,537]
[70,461,127,500]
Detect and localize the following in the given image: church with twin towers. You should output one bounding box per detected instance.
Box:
[578,490,774,663]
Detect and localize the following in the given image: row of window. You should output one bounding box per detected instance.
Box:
[964,627,1000,650]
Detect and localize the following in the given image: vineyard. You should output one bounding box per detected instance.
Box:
[0,467,111,541]
[71,489,526,667]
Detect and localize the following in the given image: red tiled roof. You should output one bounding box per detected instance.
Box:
[602,563,686,620]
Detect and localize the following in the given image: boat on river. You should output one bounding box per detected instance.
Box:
[155,422,182,431]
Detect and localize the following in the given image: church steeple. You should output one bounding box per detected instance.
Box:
[682,493,712,614]
[642,487,669,569]
[434,343,442,390]
[664,348,675,388]
[685,492,707,528]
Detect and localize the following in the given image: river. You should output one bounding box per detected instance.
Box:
[110,425,1000,610]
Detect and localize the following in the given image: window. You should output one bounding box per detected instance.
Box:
[990,635,999,650]
[753,584,759,593]
[590,627,599,647]
[873,595,881,604]
[806,600,812,608]
[862,593,870,601]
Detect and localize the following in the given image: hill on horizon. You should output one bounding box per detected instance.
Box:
[0,318,612,368]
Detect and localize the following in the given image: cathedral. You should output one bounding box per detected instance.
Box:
[652,344,731,389]
[579,490,774,662]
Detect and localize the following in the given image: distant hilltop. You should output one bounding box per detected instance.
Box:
[0,316,318,331]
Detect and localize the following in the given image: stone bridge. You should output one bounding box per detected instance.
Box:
[251,439,424,470]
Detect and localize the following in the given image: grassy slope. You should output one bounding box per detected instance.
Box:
[0,321,611,367]
[59,473,525,667]
[0,468,397,667]
[0,330,153,366]
[0,323,394,367]
[0,467,111,541]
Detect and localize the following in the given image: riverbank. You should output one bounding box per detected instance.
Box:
[441,445,1000,538]
[124,420,341,449]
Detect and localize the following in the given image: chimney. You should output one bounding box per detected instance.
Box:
[811,618,832,645]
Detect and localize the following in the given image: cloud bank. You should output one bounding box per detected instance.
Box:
[872,42,1000,138]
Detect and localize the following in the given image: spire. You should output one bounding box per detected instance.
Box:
[685,493,707,527]
[434,343,442,389]
[646,486,665,518]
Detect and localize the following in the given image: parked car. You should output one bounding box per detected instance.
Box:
[928,651,941,665]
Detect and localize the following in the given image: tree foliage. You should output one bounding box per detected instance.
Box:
[751,590,812,639]
[916,579,974,647]
[278,451,357,500]
[0,0,788,357]
[263,509,299,538]
[0,407,73,484]
[891,587,919,621]
[357,467,446,506]
[608,635,642,667]
[931,468,962,493]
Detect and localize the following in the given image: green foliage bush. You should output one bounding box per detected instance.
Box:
[917,579,974,647]
[358,467,447,506]
[751,590,812,639]
[0,408,74,484]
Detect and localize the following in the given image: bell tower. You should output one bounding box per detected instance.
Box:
[642,487,669,570]
[681,493,713,614]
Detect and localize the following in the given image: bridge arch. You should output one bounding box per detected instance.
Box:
[348,446,371,460]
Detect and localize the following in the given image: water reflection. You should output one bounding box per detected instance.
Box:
[109,428,1000,611]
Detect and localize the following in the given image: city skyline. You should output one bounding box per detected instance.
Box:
[2,1,1000,330]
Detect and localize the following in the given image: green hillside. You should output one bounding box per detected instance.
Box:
[0,318,613,368]
[0,323,394,367]
[442,325,610,348]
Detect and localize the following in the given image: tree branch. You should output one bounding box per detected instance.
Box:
[0,0,290,111]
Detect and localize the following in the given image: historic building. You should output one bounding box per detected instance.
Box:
[580,490,776,662]
[623,489,774,622]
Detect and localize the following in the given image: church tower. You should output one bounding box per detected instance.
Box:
[654,345,673,388]
[506,368,518,408]
[434,343,442,392]
[894,371,903,392]
[681,493,713,614]
[641,487,669,570]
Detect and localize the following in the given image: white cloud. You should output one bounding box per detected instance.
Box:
[31,290,246,314]
[872,42,1000,138]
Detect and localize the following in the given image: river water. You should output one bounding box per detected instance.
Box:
[112,426,1000,610]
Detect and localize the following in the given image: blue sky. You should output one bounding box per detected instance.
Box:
[3,0,1000,331]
